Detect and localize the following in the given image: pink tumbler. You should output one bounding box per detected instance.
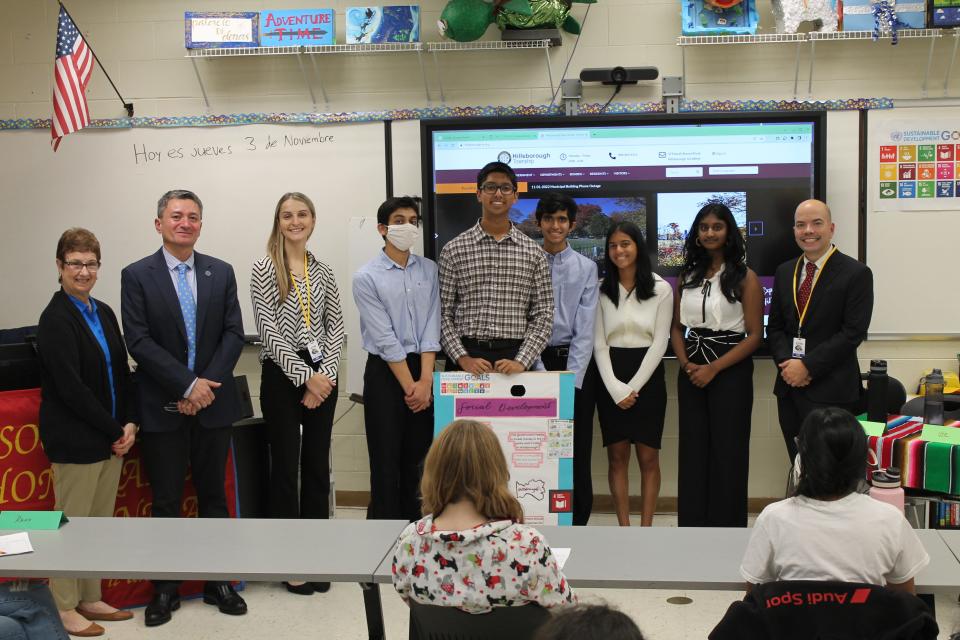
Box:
[869,468,905,515]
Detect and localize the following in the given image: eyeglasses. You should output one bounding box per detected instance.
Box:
[62,261,100,272]
[480,183,516,195]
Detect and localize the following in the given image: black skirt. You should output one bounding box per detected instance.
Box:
[595,346,667,449]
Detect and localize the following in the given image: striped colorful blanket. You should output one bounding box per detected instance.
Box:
[867,415,960,494]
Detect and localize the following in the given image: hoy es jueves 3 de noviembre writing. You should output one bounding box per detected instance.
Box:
[132,131,335,165]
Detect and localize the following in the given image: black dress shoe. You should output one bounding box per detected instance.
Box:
[310,582,331,593]
[283,581,315,595]
[202,583,248,615]
[144,592,180,627]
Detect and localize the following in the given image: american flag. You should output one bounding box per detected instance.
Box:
[51,5,93,151]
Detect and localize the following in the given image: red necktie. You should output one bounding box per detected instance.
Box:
[797,261,817,317]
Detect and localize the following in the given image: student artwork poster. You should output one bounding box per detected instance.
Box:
[433,371,575,525]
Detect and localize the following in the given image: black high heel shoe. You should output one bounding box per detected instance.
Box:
[284,581,315,595]
[310,582,331,593]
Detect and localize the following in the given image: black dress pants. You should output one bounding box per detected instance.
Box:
[541,351,596,527]
[776,387,860,462]
[141,417,232,593]
[362,353,434,521]
[260,357,337,521]
[677,357,753,528]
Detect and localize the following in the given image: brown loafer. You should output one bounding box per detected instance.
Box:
[67,622,104,637]
[77,608,134,622]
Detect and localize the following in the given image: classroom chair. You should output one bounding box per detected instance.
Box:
[709,580,938,640]
[408,600,551,640]
[0,340,40,391]
[900,396,960,423]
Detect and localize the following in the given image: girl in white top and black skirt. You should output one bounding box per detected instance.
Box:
[670,202,763,528]
[594,221,673,527]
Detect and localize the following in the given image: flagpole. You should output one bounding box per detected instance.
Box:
[58,2,134,117]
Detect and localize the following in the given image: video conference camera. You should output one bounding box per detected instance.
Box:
[579,66,659,86]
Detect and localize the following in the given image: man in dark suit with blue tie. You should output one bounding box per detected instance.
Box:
[767,199,874,463]
[121,190,247,626]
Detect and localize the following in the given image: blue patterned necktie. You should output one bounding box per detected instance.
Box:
[176,263,196,370]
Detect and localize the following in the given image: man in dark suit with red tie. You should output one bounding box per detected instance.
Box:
[121,190,247,626]
[767,199,874,462]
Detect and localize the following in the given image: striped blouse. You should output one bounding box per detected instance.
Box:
[250,252,345,386]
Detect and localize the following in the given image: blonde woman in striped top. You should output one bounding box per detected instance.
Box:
[250,192,344,595]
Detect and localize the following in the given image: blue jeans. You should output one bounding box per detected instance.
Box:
[0,582,68,640]
[0,617,26,640]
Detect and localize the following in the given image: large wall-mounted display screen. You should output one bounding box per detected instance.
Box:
[421,113,826,324]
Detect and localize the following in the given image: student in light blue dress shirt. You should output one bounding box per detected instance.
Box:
[535,193,600,526]
[353,196,441,521]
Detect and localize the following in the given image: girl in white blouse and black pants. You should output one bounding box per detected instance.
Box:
[594,221,673,527]
[250,192,345,595]
[671,203,762,528]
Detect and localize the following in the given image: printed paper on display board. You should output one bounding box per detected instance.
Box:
[434,371,575,526]
[871,119,960,211]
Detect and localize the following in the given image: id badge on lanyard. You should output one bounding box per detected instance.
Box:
[791,247,836,360]
[792,337,806,358]
[307,340,323,364]
[292,255,322,364]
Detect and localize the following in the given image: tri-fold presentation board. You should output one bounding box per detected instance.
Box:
[434,372,575,526]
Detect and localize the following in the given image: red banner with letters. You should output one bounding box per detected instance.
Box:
[0,388,240,608]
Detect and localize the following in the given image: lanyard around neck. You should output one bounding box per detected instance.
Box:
[290,254,311,329]
[792,246,836,330]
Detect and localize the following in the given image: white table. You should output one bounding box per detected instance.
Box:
[916,529,960,594]
[374,525,960,595]
[0,517,408,639]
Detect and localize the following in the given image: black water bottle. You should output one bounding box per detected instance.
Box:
[867,359,889,422]
[924,369,945,426]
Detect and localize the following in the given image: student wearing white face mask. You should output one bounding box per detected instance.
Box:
[353,196,440,521]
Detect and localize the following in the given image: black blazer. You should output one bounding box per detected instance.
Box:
[767,249,873,405]
[120,249,244,432]
[37,290,137,463]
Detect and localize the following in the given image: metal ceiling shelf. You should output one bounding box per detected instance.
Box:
[185,39,556,108]
[678,28,957,99]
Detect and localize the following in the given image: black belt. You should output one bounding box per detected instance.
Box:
[462,337,522,350]
[542,344,570,358]
[684,329,743,364]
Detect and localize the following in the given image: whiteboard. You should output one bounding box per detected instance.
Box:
[390,119,423,197]
[346,216,387,397]
[824,110,860,255]
[866,107,960,336]
[0,122,387,335]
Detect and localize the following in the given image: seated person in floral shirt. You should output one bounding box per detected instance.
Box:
[392,419,576,613]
